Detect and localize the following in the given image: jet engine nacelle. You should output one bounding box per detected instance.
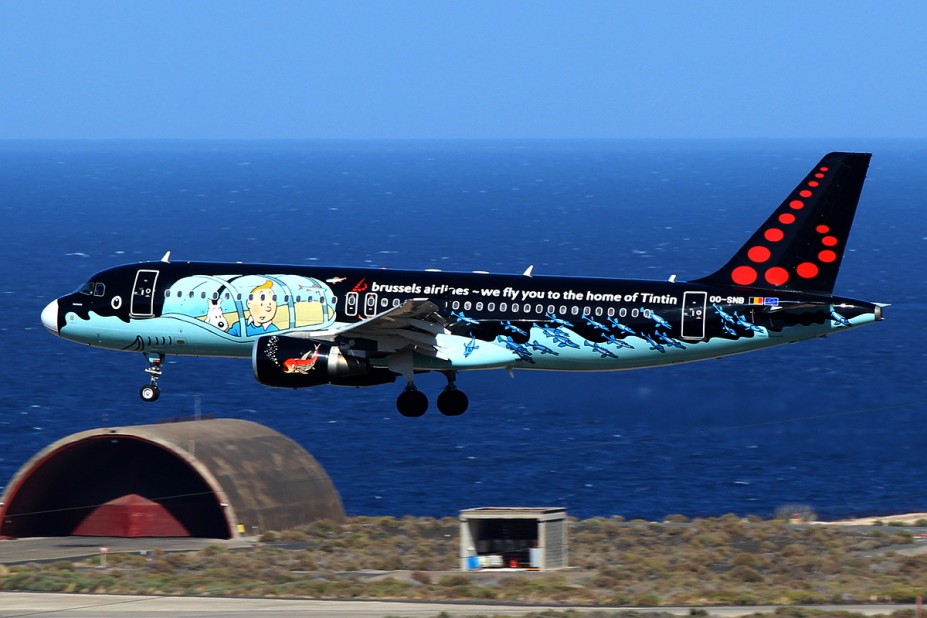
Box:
[253,335,395,388]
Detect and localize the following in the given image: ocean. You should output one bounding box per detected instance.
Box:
[1,139,924,521]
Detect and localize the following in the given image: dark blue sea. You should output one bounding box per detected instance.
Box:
[1,140,925,522]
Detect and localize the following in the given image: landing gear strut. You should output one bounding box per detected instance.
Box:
[389,352,468,417]
[140,353,164,402]
[437,371,468,416]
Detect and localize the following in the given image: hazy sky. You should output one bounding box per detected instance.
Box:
[2,1,925,139]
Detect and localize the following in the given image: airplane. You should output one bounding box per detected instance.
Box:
[41,152,884,417]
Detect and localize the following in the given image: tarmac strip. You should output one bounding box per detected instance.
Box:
[0,593,920,618]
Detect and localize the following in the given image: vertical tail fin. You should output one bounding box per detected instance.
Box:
[695,152,871,295]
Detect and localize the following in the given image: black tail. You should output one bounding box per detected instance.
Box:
[695,152,871,295]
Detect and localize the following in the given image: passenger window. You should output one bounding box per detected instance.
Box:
[571,306,579,315]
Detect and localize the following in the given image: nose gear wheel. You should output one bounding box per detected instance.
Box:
[140,353,164,402]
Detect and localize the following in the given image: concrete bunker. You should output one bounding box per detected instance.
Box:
[0,419,344,539]
[460,507,568,571]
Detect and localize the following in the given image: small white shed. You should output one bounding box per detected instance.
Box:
[459,507,567,571]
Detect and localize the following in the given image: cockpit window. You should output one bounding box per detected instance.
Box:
[77,282,106,296]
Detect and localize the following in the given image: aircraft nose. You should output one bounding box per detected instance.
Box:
[41,300,59,335]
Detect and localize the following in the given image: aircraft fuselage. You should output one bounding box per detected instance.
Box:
[40,152,885,415]
[44,261,881,371]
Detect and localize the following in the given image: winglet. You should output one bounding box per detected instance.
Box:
[160,251,172,264]
[523,265,534,277]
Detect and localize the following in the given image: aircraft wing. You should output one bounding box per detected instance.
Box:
[287,298,451,359]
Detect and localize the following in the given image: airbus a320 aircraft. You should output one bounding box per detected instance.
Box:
[41,152,883,417]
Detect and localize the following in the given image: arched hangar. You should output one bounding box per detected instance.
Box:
[0,419,344,539]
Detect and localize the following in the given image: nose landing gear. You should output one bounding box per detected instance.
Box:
[140,353,164,402]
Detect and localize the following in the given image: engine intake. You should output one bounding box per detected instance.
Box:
[253,335,395,388]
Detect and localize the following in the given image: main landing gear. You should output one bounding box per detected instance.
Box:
[139,353,164,402]
[396,384,428,417]
[395,371,469,417]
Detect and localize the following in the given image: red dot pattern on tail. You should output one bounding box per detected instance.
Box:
[747,246,771,263]
[733,165,841,288]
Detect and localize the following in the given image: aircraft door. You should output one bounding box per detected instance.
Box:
[681,291,707,340]
[364,292,378,316]
[131,269,159,317]
[345,291,359,317]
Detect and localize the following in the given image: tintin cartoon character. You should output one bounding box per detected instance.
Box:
[228,280,280,336]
